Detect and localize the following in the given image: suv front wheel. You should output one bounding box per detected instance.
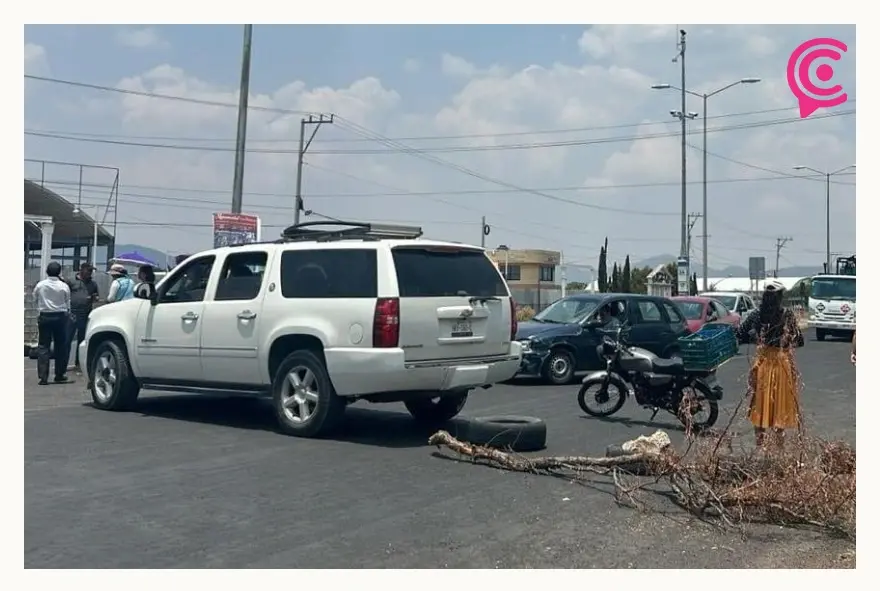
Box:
[272,349,345,438]
[404,392,468,425]
[89,339,140,411]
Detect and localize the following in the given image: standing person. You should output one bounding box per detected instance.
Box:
[33,262,72,385]
[735,280,803,447]
[106,264,135,302]
[66,263,100,373]
[134,264,157,303]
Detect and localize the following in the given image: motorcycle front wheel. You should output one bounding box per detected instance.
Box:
[578,377,628,417]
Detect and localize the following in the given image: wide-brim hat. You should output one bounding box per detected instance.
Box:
[109,263,126,276]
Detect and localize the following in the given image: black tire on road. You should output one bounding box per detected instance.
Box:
[405,392,469,424]
[816,329,826,341]
[89,339,140,411]
[542,348,575,385]
[578,376,628,417]
[680,382,720,432]
[460,415,547,452]
[272,349,346,438]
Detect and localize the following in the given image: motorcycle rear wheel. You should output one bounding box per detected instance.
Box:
[677,388,719,432]
[578,377,628,417]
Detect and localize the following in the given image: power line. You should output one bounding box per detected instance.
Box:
[26,73,845,143]
[24,110,855,155]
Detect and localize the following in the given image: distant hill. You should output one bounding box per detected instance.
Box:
[565,253,823,284]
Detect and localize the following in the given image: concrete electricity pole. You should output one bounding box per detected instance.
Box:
[293,114,335,226]
[774,237,792,278]
[686,212,702,263]
[230,24,254,214]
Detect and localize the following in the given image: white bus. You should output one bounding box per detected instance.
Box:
[809,272,856,341]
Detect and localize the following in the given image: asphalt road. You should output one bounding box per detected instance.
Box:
[24,330,855,568]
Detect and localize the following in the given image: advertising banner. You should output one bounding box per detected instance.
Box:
[212,213,261,248]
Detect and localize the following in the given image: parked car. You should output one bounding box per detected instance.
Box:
[516,293,690,385]
[672,296,741,334]
[79,221,523,438]
[699,291,756,317]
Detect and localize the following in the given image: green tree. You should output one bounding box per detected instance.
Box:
[598,237,608,293]
[689,273,698,295]
[630,266,651,294]
[610,262,620,292]
[622,255,632,293]
[567,281,587,291]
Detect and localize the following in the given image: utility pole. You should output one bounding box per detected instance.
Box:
[293,114,334,225]
[481,216,487,248]
[774,237,792,278]
[686,212,702,262]
[230,24,253,214]
[677,30,688,276]
[560,251,567,298]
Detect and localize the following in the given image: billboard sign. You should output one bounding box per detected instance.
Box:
[212,213,261,248]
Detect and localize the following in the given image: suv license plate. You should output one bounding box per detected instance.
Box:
[451,320,473,338]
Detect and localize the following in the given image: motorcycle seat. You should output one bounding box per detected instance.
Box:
[651,357,685,374]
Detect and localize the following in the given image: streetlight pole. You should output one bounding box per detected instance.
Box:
[231,24,254,215]
[792,164,856,272]
[651,77,761,292]
[72,205,101,268]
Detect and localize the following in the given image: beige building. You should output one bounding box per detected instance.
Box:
[488,248,562,310]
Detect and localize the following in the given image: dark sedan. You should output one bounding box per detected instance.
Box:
[516,293,691,385]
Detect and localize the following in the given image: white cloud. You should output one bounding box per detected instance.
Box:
[24,25,856,269]
[403,58,421,74]
[115,27,168,50]
[24,43,49,76]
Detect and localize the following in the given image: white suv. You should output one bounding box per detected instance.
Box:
[80,222,522,437]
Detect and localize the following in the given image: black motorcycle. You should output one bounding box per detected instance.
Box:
[577,328,724,431]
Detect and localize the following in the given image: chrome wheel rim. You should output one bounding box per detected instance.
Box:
[280,366,320,423]
[93,351,117,402]
[551,355,570,378]
[584,383,622,413]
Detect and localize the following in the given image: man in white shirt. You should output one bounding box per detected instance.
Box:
[33,261,72,385]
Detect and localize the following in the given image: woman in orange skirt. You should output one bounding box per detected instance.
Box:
[736,280,803,447]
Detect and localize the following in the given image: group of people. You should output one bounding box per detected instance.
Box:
[31,261,156,385]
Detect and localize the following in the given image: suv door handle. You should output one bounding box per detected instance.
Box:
[237,310,257,320]
[181,312,199,321]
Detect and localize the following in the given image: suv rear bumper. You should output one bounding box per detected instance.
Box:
[325,342,523,396]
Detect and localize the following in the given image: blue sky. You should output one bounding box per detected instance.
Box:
[24,24,856,273]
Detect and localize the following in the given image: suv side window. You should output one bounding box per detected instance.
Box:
[662,302,685,325]
[159,256,216,304]
[215,251,268,301]
[280,249,377,298]
[635,300,665,323]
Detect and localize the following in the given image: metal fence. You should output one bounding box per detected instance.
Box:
[509,287,562,314]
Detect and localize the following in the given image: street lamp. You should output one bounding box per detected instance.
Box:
[791,164,856,272]
[72,205,102,269]
[652,77,761,292]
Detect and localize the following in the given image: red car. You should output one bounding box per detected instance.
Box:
[672,296,741,334]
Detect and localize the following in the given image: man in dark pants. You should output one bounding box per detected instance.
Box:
[33,261,72,385]
[67,262,100,373]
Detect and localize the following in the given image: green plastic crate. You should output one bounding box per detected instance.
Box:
[678,324,738,371]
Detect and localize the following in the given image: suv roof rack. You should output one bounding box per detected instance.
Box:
[279,220,423,243]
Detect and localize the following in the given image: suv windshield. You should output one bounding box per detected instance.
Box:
[392,247,507,297]
[533,298,597,324]
[709,295,737,310]
[811,277,856,301]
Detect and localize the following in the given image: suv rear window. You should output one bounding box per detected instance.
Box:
[392,247,507,298]
[280,249,377,298]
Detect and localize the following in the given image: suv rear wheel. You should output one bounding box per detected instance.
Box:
[272,350,345,438]
[404,392,468,424]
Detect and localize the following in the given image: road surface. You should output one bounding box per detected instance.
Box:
[24,330,855,568]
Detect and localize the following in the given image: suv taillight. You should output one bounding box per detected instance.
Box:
[373,297,400,348]
[509,297,518,341]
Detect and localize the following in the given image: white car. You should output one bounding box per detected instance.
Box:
[80,222,523,437]
[699,291,756,318]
